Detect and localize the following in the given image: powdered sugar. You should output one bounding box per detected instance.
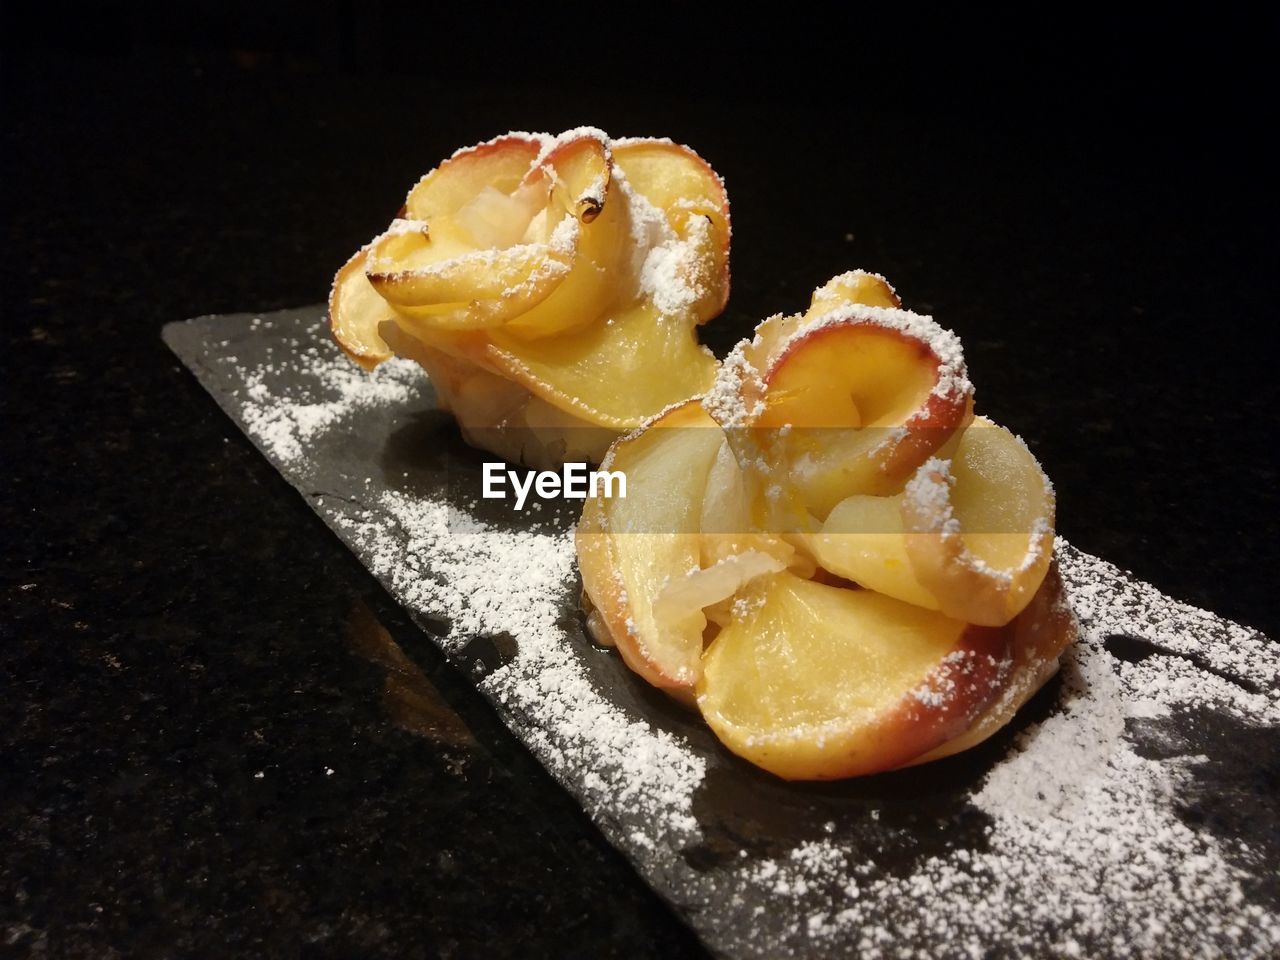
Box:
[718,541,1280,959]
[335,489,707,836]
[232,325,423,464]
[188,310,1279,960]
[909,649,1011,711]
[378,217,429,239]
[702,340,766,430]
[613,160,715,318]
[617,161,674,259]
[529,125,613,169]
[820,268,899,303]
[547,211,581,252]
[638,203,714,316]
[905,455,957,521]
[639,228,702,314]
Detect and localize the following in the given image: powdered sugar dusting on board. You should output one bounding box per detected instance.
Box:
[181,309,1280,960]
[709,541,1280,959]
[226,317,424,464]
[335,490,707,837]
[211,316,707,830]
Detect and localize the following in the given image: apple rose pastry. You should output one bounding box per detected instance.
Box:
[329,128,729,468]
[576,271,1077,780]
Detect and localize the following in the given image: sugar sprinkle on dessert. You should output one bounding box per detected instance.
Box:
[579,272,1066,779]
[217,311,1280,959]
[328,128,731,469]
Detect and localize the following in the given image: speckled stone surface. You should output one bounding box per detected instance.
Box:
[2,18,1277,959]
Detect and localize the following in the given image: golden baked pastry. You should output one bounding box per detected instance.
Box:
[576,271,1076,779]
[329,128,729,468]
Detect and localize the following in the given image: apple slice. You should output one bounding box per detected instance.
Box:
[576,401,725,689]
[366,219,574,325]
[745,270,901,373]
[501,139,627,340]
[702,271,901,439]
[404,134,543,221]
[808,418,1054,625]
[697,436,810,585]
[653,550,786,624]
[704,273,970,529]
[760,308,972,509]
[540,134,611,223]
[612,139,731,322]
[380,322,613,469]
[908,560,1077,765]
[696,571,1011,780]
[485,297,718,430]
[329,247,395,370]
[903,417,1055,627]
[370,134,616,331]
[699,439,752,550]
[800,425,968,598]
[807,493,943,610]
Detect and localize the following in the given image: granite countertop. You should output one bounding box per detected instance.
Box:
[3,22,1277,959]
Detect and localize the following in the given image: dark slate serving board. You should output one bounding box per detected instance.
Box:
[164,307,1280,960]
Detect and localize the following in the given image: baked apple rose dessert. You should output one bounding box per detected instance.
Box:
[329,128,729,468]
[577,271,1077,780]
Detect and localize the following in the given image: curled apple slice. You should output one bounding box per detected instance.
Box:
[541,134,611,222]
[404,134,543,221]
[696,571,1011,780]
[368,134,619,332]
[704,271,900,433]
[501,139,626,340]
[698,436,811,580]
[903,417,1055,627]
[330,128,731,465]
[485,298,718,429]
[761,308,972,511]
[808,493,943,610]
[653,550,786,623]
[576,401,725,689]
[613,139,731,322]
[704,273,970,530]
[329,247,395,370]
[746,270,901,373]
[699,439,751,550]
[908,561,1077,765]
[366,219,575,325]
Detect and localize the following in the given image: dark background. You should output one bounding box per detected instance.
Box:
[2,5,1277,957]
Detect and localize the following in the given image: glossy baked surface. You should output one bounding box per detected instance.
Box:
[5,21,1278,959]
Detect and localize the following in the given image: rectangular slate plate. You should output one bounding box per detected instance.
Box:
[164,307,1280,960]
